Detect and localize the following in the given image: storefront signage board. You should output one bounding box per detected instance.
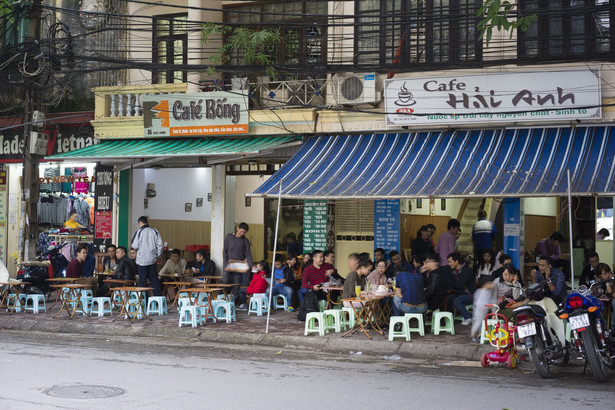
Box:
[0,125,96,162]
[385,68,601,126]
[143,92,249,137]
[374,199,400,259]
[303,200,328,254]
[0,170,6,261]
[94,165,113,250]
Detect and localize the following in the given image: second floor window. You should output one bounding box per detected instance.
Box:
[519,0,615,60]
[355,0,482,67]
[152,14,188,84]
[224,2,327,70]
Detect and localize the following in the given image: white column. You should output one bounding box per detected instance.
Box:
[187,0,205,92]
[211,165,226,274]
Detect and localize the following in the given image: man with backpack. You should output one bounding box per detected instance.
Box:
[297,250,330,320]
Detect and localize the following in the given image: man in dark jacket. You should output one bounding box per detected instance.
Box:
[112,246,136,281]
[266,254,295,310]
[223,222,254,303]
[422,253,447,311]
[447,252,476,325]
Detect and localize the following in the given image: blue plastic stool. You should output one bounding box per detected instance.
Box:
[248,293,268,316]
[24,294,47,313]
[179,305,199,327]
[273,294,288,311]
[146,296,168,316]
[91,297,112,317]
[212,300,235,323]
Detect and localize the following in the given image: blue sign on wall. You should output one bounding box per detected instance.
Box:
[374,199,401,258]
[503,199,521,270]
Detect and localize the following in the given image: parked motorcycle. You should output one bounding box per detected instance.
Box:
[512,282,569,378]
[17,242,69,295]
[559,280,615,382]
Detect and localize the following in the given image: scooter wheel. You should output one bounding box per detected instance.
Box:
[480,352,490,368]
[507,354,518,369]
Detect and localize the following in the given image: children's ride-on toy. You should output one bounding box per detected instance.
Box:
[480,304,519,369]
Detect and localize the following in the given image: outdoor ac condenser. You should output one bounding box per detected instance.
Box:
[329,73,379,105]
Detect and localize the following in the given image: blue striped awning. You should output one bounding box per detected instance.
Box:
[251,127,615,198]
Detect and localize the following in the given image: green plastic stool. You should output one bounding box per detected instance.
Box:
[318,299,327,312]
[565,321,573,342]
[304,312,327,336]
[433,311,455,335]
[389,316,411,341]
[341,307,356,328]
[324,309,346,332]
[404,313,425,336]
[426,309,440,328]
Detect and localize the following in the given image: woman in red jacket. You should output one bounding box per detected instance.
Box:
[237,261,269,309]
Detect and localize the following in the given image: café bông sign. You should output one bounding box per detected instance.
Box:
[143,92,249,137]
[385,68,602,126]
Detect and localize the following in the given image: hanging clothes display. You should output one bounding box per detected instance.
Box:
[37,194,70,226]
[73,196,91,227]
[40,167,61,193]
[62,167,72,193]
[73,167,89,194]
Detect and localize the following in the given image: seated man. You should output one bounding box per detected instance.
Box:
[531,256,567,305]
[579,251,600,287]
[385,250,412,279]
[265,254,294,310]
[323,250,344,284]
[112,246,136,281]
[535,231,570,276]
[299,250,331,302]
[101,244,118,271]
[393,265,426,316]
[66,243,98,295]
[159,248,187,276]
[185,249,215,277]
[447,252,476,325]
[422,252,447,311]
[82,243,96,277]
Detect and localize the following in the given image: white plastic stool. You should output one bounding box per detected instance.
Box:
[24,294,47,313]
[389,316,411,341]
[147,296,168,316]
[433,311,455,335]
[404,313,425,336]
[304,312,327,336]
[91,297,113,317]
[179,305,199,327]
[323,309,346,332]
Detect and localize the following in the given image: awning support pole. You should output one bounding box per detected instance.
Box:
[567,169,575,287]
[265,180,282,334]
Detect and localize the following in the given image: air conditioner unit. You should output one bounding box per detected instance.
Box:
[29,131,48,155]
[330,73,379,105]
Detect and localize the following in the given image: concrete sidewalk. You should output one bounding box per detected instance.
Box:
[0,303,492,361]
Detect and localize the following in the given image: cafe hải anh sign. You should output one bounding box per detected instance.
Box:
[384,68,602,126]
[143,92,249,137]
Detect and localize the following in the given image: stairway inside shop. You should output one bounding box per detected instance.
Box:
[457,198,489,258]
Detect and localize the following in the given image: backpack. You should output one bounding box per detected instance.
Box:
[297,290,319,321]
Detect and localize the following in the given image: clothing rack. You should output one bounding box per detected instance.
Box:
[48,234,94,244]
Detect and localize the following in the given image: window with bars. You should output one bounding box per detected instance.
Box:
[355,0,482,67]
[519,0,615,59]
[152,14,188,84]
[224,1,328,69]
[336,200,375,234]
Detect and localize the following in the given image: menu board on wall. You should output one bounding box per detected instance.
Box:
[374,199,400,257]
[95,211,112,240]
[94,165,114,250]
[303,200,328,253]
[0,169,7,261]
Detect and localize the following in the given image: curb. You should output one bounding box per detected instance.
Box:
[0,317,488,361]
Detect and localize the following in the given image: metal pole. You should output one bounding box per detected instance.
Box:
[265,180,282,334]
[567,170,574,286]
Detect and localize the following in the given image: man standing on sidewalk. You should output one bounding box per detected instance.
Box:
[131,216,163,296]
[223,222,254,304]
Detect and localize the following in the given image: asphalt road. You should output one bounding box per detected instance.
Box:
[1,330,614,409]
